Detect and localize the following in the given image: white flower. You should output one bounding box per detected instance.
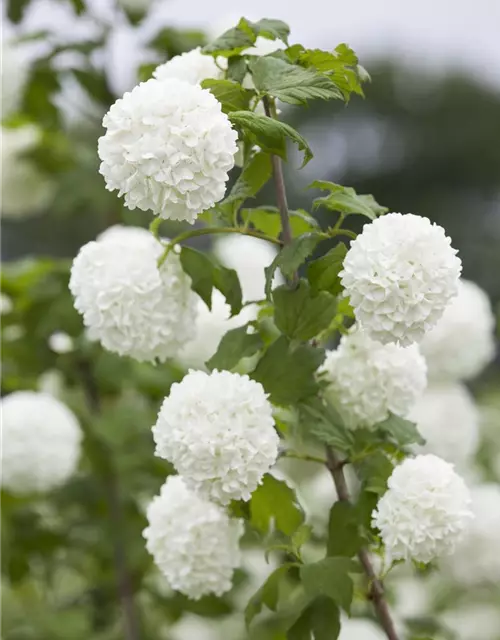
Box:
[69,229,197,362]
[1,126,55,218]
[98,78,238,223]
[241,36,286,57]
[37,369,65,398]
[0,293,13,315]
[96,224,152,243]
[153,48,226,86]
[152,369,279,504]
[410,384,479,468]
[177,290,256,369]
[48,331,74,354]
[339,618,386,640]
[443,484,500,586]
[1,40,29,117]
[170,614,244,640]
[340,213,462,346]
[320,327,427,429]
[372,454,473,564]
[1,391,82,494]
[420,279,496,382]
[143,475,243,599]
[214,235,283,302]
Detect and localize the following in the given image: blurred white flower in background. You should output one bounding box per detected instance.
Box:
[0,294,14,315]
[153,369,279,504]
[340,213,462,346]
[1,39,30,117]
[143,475,243,599]
[1,125,56,218]
[98,78,238,222]
[177,290,256,370]
[2,325,25,342]
[372,454,473,563]
[320,327,427,429]
[169,613,244,640]
[410,384,479,468]
[441,604,500,640]
[70,227,197,362]
[214,235,283,302]
[443,483,500,586]
[420,279,496,382]
[1,391,82,494]
[48,331,74,354]
[37,369,65,398]
[153,47,225,85]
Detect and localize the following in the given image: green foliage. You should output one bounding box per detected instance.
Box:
[307,243,347,295]
[179,246,242,315]
[229,111,313,167]
[310,181,388,219]
[298,397,353,451]
[201,79,255,113]
[22,62,61,129]
[149,27,207,56]
[203,17,290,57]
[251,336,324,405]
[300,557,358,613]
[243,207,319,239]
[71,68,115,106]
[273,280,337,341]
[287,597,341,640]
[327,502,364,558]
[7,0,31,23]
[377,413,425,447]
[223,152,273,207]
[250,57,344,105]
[206,324,263,371]
[265,233,323,298]
[245,563,294,626]
[250,474,304,536]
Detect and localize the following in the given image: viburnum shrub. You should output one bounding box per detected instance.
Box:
[7,13,495,640]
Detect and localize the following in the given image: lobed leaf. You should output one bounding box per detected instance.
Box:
[206,324,263,371]
[250,474,304,536]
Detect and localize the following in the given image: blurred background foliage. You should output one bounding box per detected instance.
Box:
[1,1,500,639]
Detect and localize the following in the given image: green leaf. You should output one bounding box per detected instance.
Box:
[377,413,425,447]
[248,18,290,44]
[357,452,395,495]
[310,181,388,220]
[287,606,312,640]
[327,503,363,558]
[227,56,248,83]
[180,247,242,315]
[273,280,337,341]
[72,68,114,106]
[250,474,304,536]
[309,597,341,640]
[300,557,357,613]
[243,207,319,239]
[223,152,272,206]
[291,524,313,551]
[264,232,323,298]
[180,247,214,309]
[299,397,353,451]
[201,79,255,113]
[206,324,263,371]
[307,243,347,296]
[149,28,207,57]
[203,18,256,56]
[252,336,324,406]
[245,563,293,627]
[22,64,61,129]
[229,110,313,167]
[68,0,85,14]
[7,0,31,23]
[250,57,343,105]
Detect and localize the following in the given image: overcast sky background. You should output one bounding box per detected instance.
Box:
[4,0,500,94]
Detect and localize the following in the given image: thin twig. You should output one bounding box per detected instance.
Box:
[78,360,141,640]
[325,447,400,640]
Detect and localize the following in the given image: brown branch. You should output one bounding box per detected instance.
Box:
[78,360,141,640]
[326,447,400,640]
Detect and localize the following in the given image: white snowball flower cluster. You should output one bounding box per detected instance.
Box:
[339,618,386,640]
[443,484,500,586]
[143,475,243,599]
[410,384,479,468]
[441,604,500,640]
[1,391,82,494]
[153,47,225,86]
[98,78,238,223]
[152,369,279,504]
[372,454,473,563]
[214,235,283,302]
[320,328,427,429]
[69,226,197,362]
[1,40,30,117]
[177,290,256,369]
[420,279,495,381]
[2,126,55,218]
[340,213,462,346]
